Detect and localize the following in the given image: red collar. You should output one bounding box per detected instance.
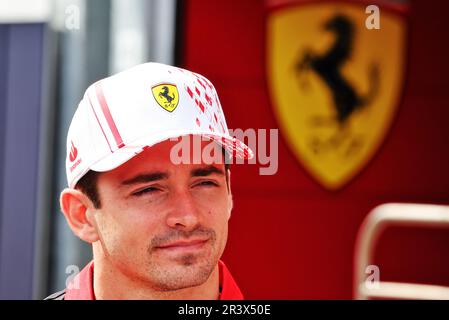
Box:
[65,259,243,300]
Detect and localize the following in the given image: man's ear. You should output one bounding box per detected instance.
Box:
[60,188,99,243]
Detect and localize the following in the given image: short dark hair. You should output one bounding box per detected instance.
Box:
[76,151,231,209]
[76,169,102,208]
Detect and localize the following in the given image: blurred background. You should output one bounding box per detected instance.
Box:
[0,0,448,299]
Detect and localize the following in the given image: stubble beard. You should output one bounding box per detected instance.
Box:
[144,228,219,291]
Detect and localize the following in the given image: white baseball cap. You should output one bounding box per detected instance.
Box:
[65,62,253,188]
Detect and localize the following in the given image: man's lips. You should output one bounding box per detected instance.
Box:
[155,239,209,251]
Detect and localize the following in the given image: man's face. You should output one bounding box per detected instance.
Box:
[90,139,232,291]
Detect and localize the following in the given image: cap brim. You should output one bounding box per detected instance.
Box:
[89,131,254,173]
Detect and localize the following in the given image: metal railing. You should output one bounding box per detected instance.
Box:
[354,203,449,300]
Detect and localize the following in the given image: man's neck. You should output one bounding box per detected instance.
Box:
[92,257,220,300]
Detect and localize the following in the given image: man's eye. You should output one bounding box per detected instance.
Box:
[133,187,160,197]
[195,180,218,187]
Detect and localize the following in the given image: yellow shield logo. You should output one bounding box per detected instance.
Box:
[267,1,408,190]
[152,84,179,112]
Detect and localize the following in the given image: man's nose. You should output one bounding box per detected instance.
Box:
[165,189,202,231]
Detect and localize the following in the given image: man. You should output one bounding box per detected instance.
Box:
[45,62,253,300]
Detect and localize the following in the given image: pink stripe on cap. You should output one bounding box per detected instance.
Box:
[87,92,113,153]
[95,82,125,149]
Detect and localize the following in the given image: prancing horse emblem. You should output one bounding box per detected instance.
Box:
[266,1,407,189]
[295,14,379,126]
[159,86,175,104]
[152,83,179,112]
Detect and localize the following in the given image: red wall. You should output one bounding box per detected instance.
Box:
[180,0,449,299]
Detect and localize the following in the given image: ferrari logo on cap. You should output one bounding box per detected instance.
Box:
[152,84,179,112]
[266,0,408,190]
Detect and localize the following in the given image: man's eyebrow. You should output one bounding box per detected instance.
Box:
[121,172,169,186]
[191,165,225,177]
